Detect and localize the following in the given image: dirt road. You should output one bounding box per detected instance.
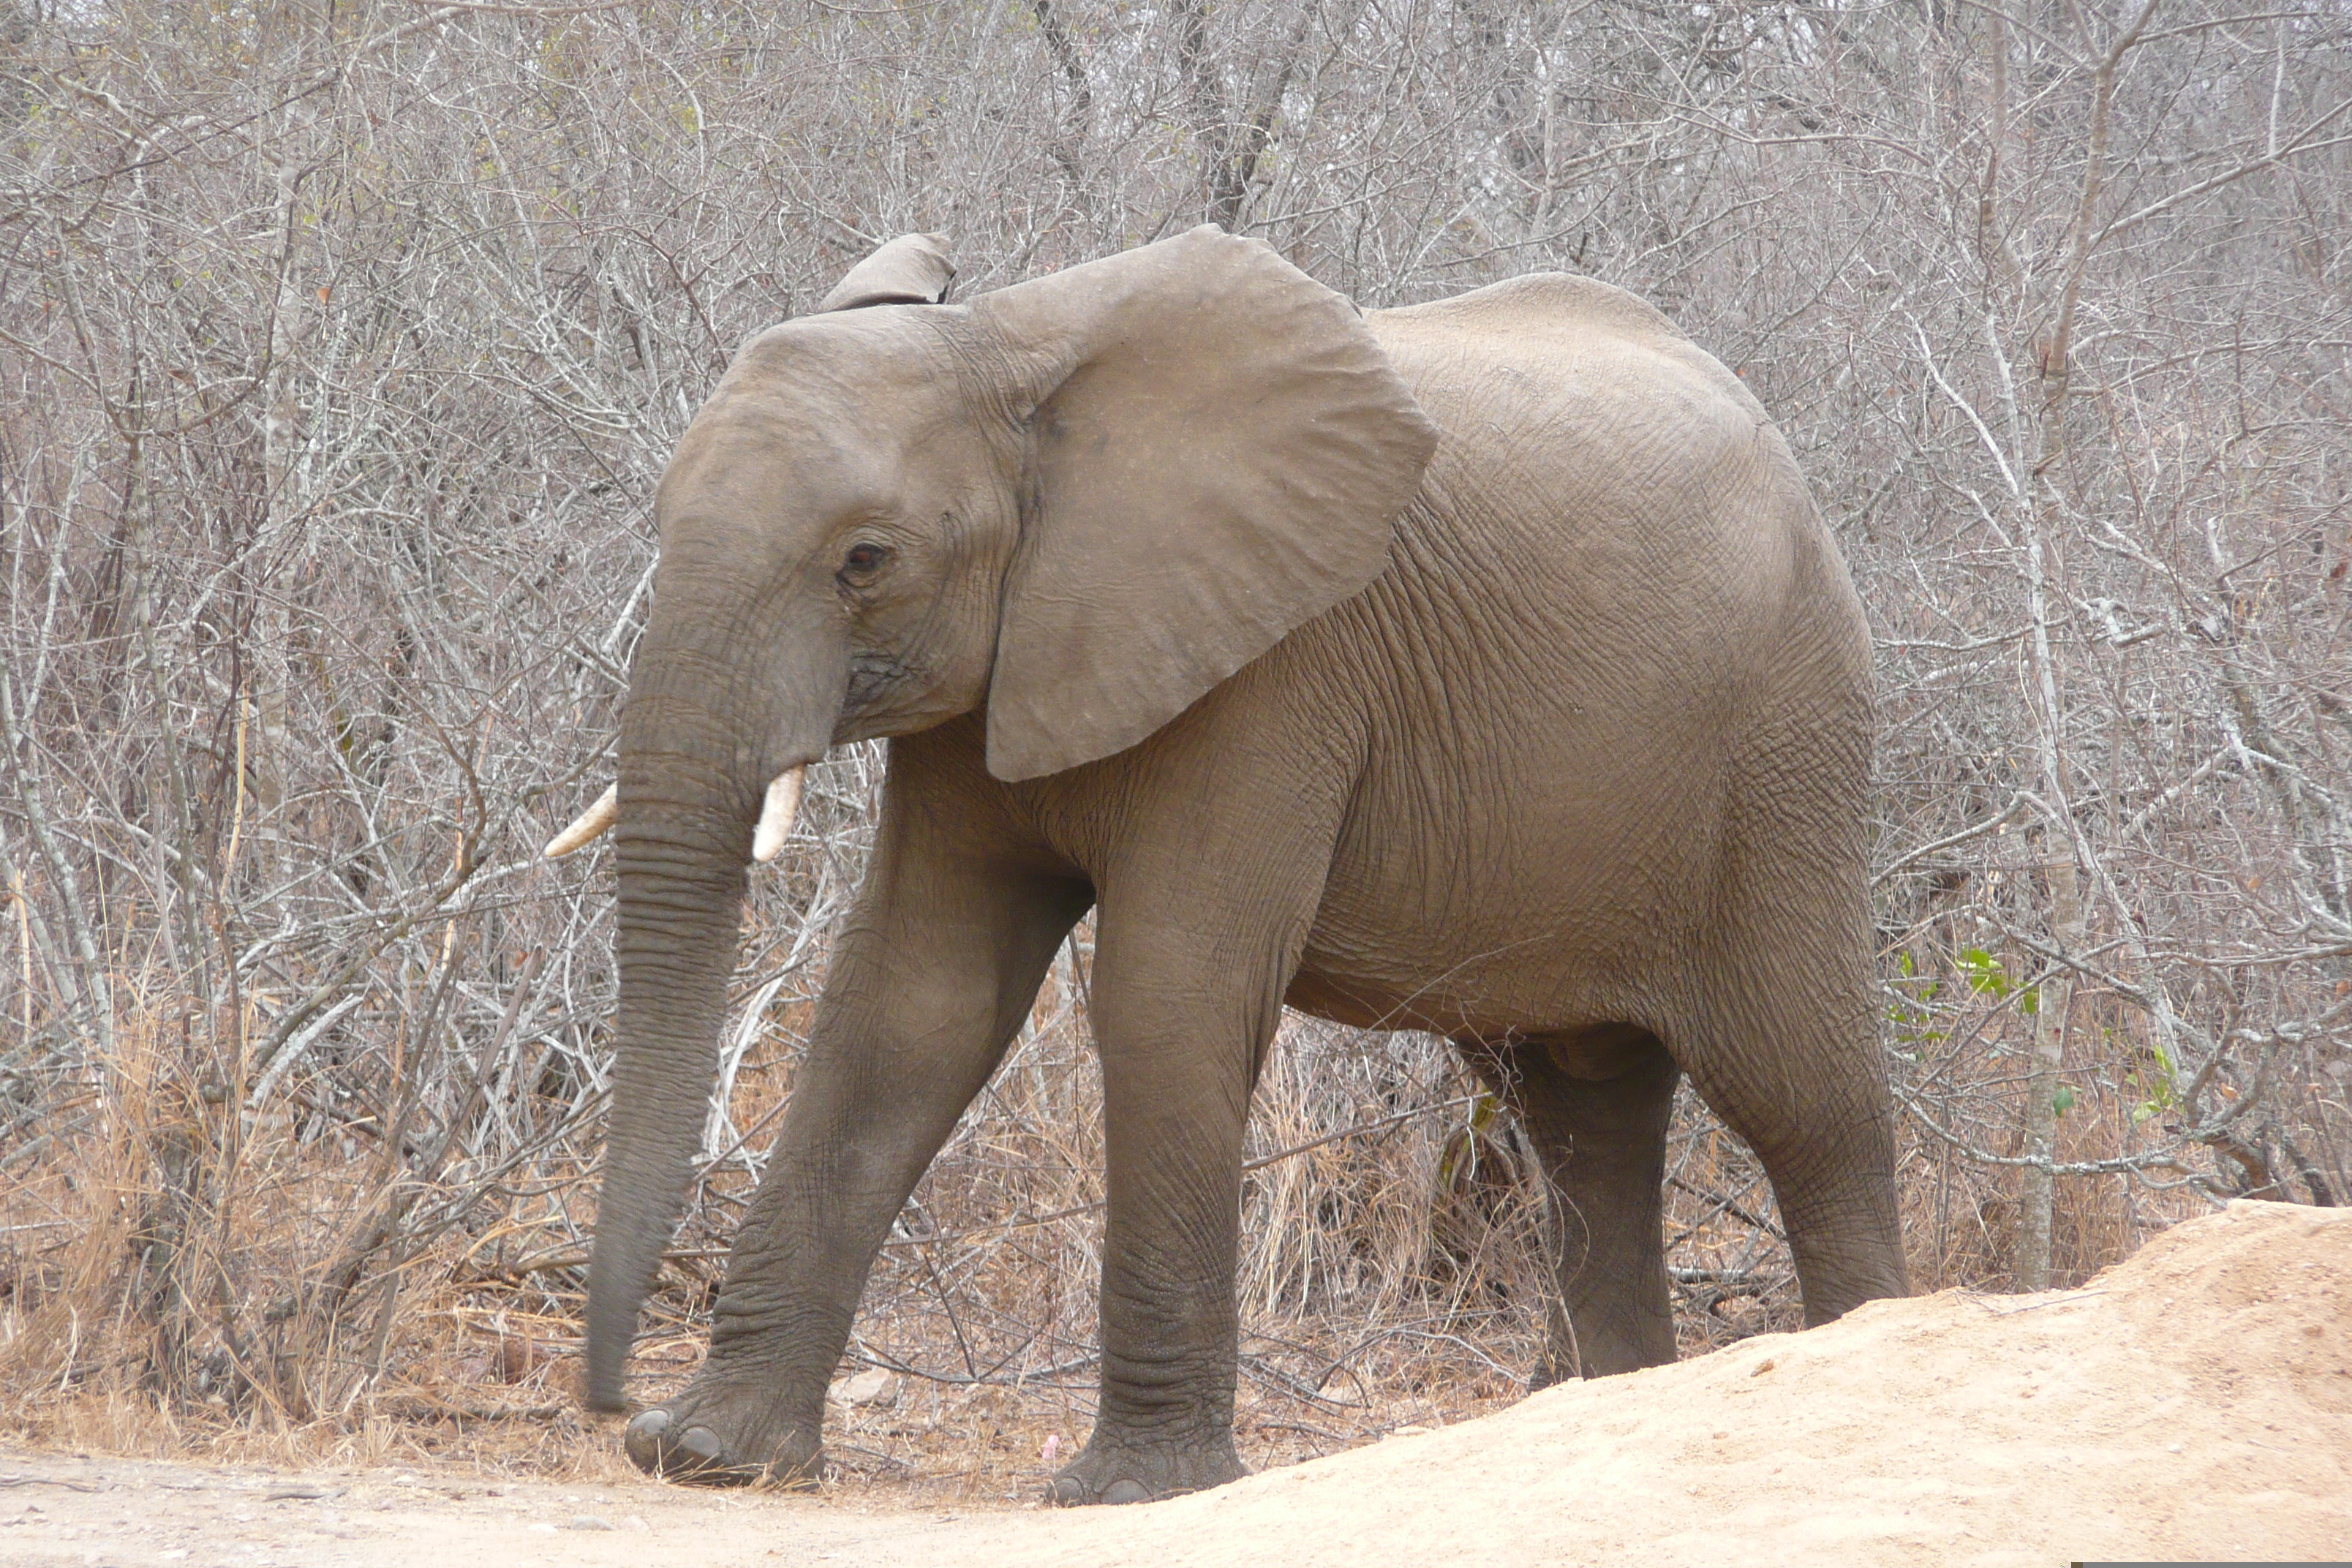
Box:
[4,1200,2346,1568]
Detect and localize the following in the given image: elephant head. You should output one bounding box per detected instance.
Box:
[551,225,1437,1411]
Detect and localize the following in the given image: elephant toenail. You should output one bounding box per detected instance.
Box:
[679,1425,726,1463]
[1044,1475,1090,1507]
[1101,1479,1152,1505]
[623,1409,671,1466]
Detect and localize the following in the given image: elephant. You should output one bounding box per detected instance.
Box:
[546,225,1909,1504]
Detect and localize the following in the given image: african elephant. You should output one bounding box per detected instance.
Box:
[547,225,1909,1504]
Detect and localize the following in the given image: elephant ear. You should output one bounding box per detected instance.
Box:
[819,232,955,312]
[973,225,1438,782]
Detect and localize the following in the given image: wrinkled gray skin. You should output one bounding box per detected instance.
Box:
[583,226,1907,1504]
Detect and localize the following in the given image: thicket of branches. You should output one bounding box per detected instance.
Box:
[1,0,2346,1486]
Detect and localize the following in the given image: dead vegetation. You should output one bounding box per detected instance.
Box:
[1,0,2347,1499]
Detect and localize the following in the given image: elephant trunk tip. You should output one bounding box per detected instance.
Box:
[583,1328,631,1413]
[586,1230,663,1414]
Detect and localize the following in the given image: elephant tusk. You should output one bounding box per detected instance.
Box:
[543,783,617,859]
[752,766,806,864]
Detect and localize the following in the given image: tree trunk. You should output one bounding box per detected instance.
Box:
[2016,843,2078,1292]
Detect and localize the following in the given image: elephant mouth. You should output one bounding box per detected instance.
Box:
[843,650,915,717]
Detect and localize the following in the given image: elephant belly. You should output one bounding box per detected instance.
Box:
[1290,751,1726,1041]
[1288,904,1673,1044]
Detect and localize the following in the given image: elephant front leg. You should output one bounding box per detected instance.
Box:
[1046,897,1307,1506]
[625,835,1088,1484]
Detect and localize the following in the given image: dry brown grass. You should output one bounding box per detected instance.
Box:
[0,902,2220,1504]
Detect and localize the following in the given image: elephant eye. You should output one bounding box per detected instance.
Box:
[840,541,891,579]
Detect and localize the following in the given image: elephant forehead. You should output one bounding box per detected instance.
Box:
[657,404,900,521]
[668,328,982,508]
[726,306,957,402]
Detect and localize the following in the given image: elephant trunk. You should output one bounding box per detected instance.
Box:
[583,612,833,1411]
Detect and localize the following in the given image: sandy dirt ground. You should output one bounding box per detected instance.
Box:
[1,1199,2346,1568]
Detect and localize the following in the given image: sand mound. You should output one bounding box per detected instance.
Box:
[993,1199,2351,1567]
[2,1201,2346,1566]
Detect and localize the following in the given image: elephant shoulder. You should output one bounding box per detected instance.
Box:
[1373,276,1759,409]
[1373,272,1681,345]
[1368,274,1761,422]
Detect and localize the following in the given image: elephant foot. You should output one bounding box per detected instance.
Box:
[622,1387,821,1489]
[1044,1433,1245,1506]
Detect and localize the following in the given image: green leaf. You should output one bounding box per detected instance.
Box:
[2052,1085,2076,1116]
[1958,948,2011,997]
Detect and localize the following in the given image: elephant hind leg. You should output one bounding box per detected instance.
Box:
[1466,1025,1681,1383]
[1672,935,1910,1327]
